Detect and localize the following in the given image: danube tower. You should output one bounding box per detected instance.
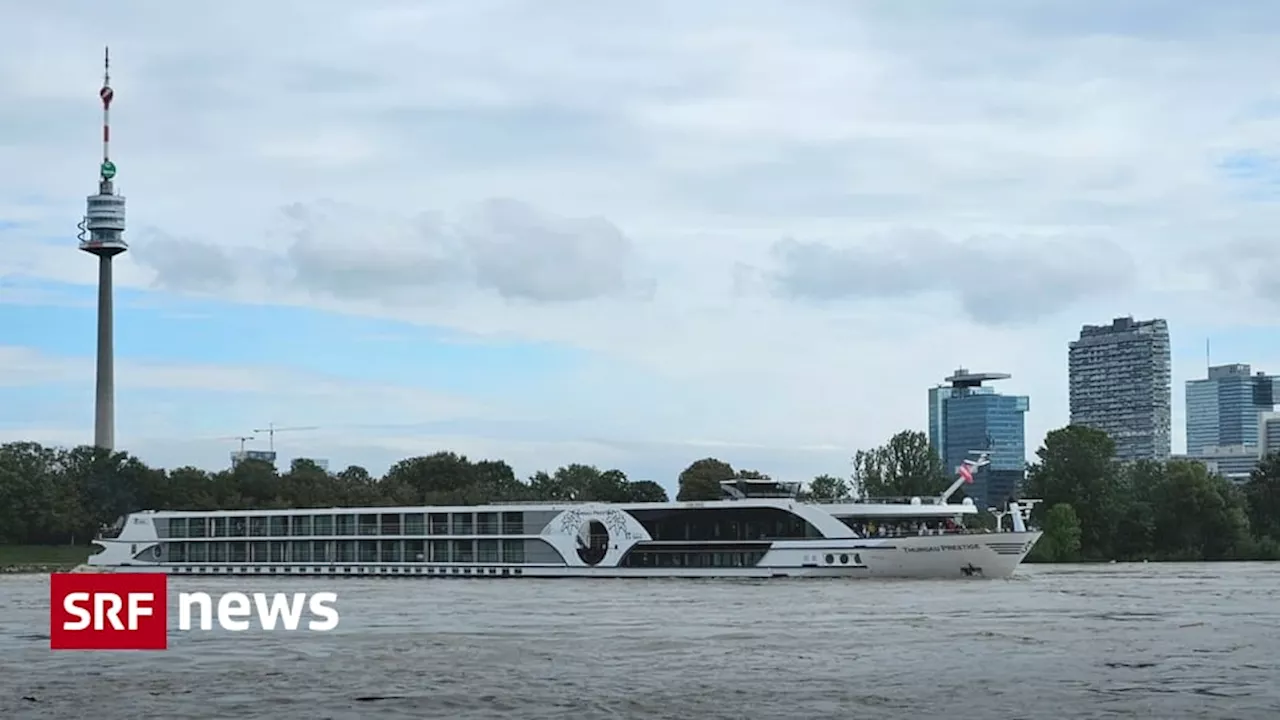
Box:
[77,47,127,450]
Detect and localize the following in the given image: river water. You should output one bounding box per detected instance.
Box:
[1,563,1277,719]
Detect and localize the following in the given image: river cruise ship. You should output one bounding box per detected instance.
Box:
[90,457,1041,579]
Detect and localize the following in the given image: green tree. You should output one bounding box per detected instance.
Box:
[625,480,669,503]
[807,474,850,501]
[1028,503,1082,562]
[677,458,734,501]
[852,430,948,499]
[1244,453,1280,543]
[1148,460,1250,561]
[1023,425,1122,560]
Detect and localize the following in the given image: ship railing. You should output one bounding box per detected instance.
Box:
[808,495,949,505]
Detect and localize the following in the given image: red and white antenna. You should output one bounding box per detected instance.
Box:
[100,47,115,180]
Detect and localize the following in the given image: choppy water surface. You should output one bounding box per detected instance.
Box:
[2,563,1278,719]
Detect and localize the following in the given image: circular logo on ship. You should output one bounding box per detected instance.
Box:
[575,519,609,566]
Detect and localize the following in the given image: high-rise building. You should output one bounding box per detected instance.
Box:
[927,368,1029,509]
[1186,364,1276,455]
[1068,317,1171,462]
[1260,412,1280,458]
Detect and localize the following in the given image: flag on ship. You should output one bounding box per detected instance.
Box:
[958,463,974,483]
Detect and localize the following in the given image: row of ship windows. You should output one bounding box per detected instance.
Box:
[167,566,527,577]
[161,539,529,564]
[620,550,768,568]
[163,512,526,538]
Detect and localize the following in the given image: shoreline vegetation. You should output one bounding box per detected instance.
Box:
[2,423,1279,567]
[0,545,92,574]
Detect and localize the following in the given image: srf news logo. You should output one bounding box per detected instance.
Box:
[49,573,340,650]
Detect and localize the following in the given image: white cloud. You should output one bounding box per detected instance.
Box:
[3,0,1280,479]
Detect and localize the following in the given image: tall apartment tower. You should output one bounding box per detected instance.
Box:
[1068,317,1171,462]
[1186,364,1277,455]
[927,368,1030,509]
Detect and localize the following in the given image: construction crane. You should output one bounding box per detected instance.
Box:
[252,423,319,452]
[217,434,256,453]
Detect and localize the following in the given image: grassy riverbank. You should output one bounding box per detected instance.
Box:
[0,545,92,571]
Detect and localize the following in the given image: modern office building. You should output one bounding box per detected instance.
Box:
[1260,412,1280,459]
[1180,445,1263,482]
[1186,364,1277,456]
[927,368,1029,509]
[1068,317,1171,462]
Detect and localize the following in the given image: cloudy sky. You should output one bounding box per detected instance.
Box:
[3,0,1280,490]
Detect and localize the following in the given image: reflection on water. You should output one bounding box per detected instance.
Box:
[2,563,1278,718]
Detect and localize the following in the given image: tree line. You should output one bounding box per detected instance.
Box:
[1023,425,1280,562]
[0,443,672,546]
[4,423,1280,562]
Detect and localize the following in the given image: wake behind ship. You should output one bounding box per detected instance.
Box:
[90,457,1042,580]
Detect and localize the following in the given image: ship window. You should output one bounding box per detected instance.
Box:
[269,542,286,562]
[406,539,425,561]
[268,516,287,537]
[840,554,849,564]
[379,514,400,535]
[188,518,208,538]
[477,539,499,563]
[452,514,474,535]
[618,546,769,569]
[169,520,187,539]
[211,517,228,537]
[291,541,311,562]
[358,514,379,535]
[628,507,823,542]
[404,513,425,535]
[501,512,524,534]
[291,516,312,536]
[250,541,269,562]
[501,539,525,564]
[476,513,499,534]
[430,540,450,562]
[229,542,248,562]
[380,540,402,562]
[335,514,356,535]
[358,540,378,562]
[336,541,356,562]
[824,554,834,564]
[313,515,334,535]
[312,540,330,562]
[428,513,449,534]
[189,543,207,562]
[229,518,247,537]
[168,543,185,562]
[453,540,475,563]
[854,553,862,565]
[249,517,268,537]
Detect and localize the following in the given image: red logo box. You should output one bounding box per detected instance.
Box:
[50,573,168,650]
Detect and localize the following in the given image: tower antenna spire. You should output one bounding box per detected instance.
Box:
[100,46,115,179]
[79,46,127,450]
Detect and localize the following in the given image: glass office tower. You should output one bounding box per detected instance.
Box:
[928,368,1029,509]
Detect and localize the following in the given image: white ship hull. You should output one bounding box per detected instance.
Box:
[89,530,1041,580]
